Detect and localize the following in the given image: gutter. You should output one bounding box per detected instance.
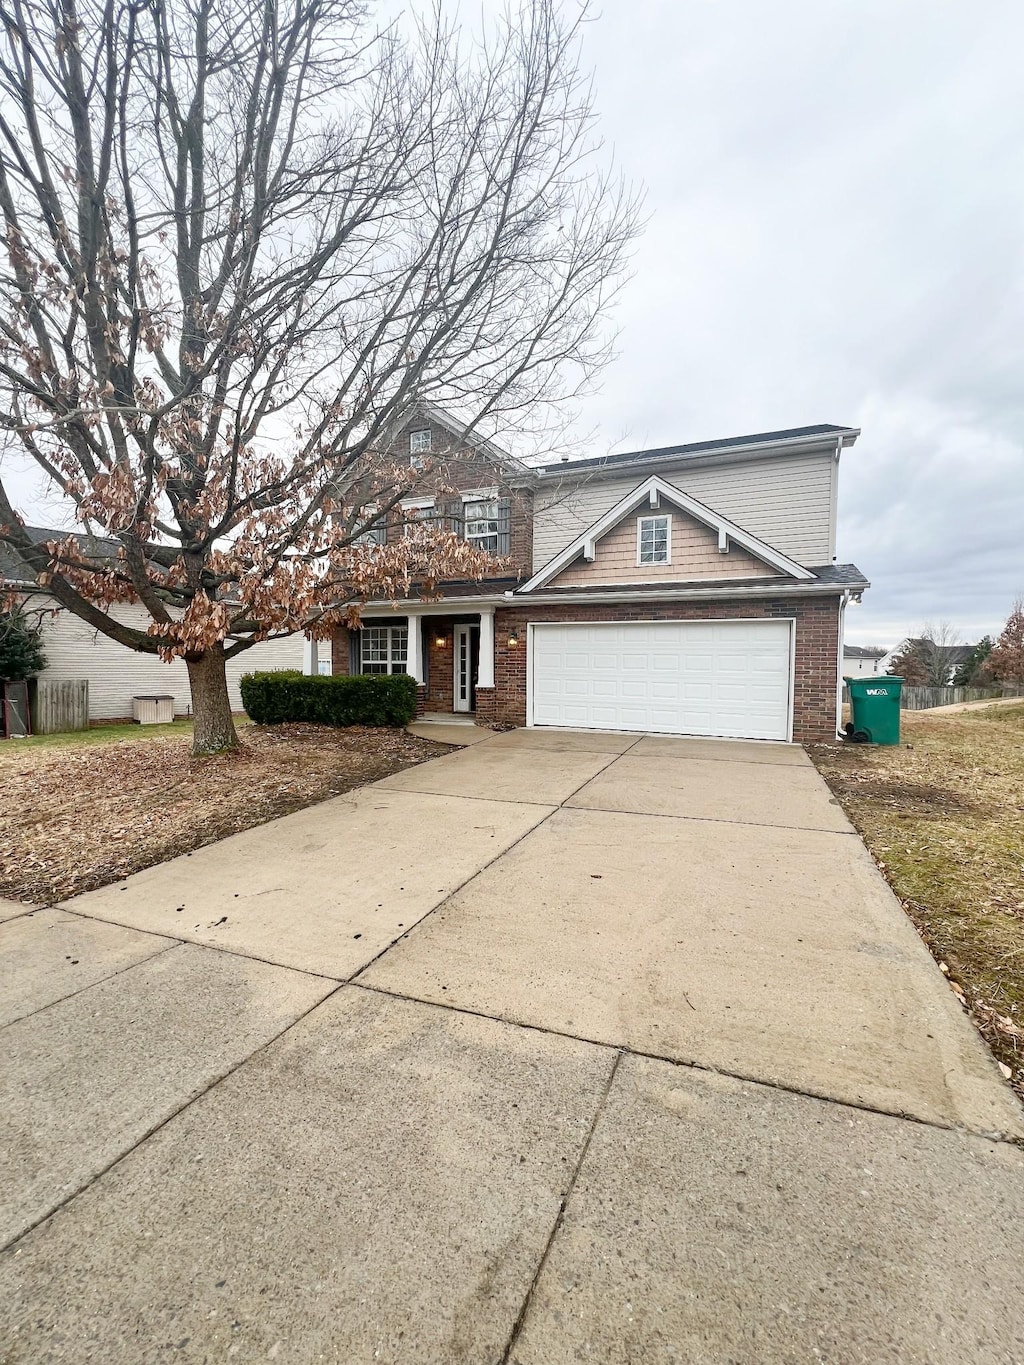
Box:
[535,430,861,483]
[506,578,869,607]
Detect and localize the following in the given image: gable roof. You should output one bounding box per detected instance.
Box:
[518,475,815,594]
[0,524,123,587]
[537,424,859,479]
[395,402,533,483]
[843,644,888,659]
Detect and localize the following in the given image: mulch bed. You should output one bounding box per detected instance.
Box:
[1,724,450,904]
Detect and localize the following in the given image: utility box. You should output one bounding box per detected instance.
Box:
[845,676,903,745]
[132,694,175,725]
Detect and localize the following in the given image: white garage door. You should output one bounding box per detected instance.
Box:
[530,620,793,740]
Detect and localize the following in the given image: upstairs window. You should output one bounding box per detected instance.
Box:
[462,492,511,556]
[360,624,407,675]
[464,499,501,554]
[353,506,386,546]
[402,500,436,537]
[637,514,671,566]
[409,429,432,459]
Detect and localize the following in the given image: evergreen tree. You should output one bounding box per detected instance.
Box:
[0,606,47,681]
[952,636,994,686]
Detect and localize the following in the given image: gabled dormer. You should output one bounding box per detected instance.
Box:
[519,475,813,594]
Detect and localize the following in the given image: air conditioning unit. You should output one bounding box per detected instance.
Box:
[132,694,175,725]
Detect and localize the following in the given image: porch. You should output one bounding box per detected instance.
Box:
[333,604,499,723]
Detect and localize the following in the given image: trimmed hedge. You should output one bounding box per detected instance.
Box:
[240,669,418,728]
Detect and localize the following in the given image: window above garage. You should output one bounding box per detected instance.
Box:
[637,515,671,565]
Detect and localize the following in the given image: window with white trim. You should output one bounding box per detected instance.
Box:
[360,624,408,674]
[637,514,671,565]
[463,498,502,553]
[402,500,435,537]
[409,429,432,454]
[353,505,386,546]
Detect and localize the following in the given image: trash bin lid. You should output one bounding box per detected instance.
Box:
[133,694,175,700]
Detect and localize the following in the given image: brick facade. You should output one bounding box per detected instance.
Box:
[390,415,533,580]
[489,596,842,743]
[331,594,842,741]
[331,412,846,743]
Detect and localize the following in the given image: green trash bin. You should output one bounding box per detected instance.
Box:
[844,675,903,745]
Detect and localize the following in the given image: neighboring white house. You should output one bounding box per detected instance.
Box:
[2,528,312,722]
[842,644,888,678]
[35,603,308,720]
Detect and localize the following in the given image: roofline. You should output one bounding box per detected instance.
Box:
[508,579,869,606]
[408,401,535,483]
[536,428,860,482]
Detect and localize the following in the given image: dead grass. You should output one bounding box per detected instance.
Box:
[0,722,451,904]
[810,703,1024,1100]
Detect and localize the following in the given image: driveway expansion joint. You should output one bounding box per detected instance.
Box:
[0,978,349,1257]
[499,1050,625,1365]
[351,980,1023,1147]
[0,937,182,1032]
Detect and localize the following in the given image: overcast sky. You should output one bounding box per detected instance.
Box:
[4,1,1021,650]
[563,0,1024,648]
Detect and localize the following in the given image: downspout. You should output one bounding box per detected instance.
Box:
[829,435,842,563]
[836,590,850,738]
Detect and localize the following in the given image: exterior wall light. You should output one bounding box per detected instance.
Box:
[507,630,519,647]
[435,632,447,647]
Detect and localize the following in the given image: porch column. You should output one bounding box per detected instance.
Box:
[302,635,318,676]
[407,612,424,684]
[477,607,495,688]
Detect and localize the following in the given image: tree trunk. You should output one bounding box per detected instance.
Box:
[186,645,240,756]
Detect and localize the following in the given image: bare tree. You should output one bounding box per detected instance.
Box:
[0,0,639,753]
[918,620,963,687]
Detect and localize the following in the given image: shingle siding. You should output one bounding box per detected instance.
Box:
[551,510,779,587]
[533,450,837,571]
[35,602,305,721]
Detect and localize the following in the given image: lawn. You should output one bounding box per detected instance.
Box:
[810,703,1024,1101]
[0,721,450,904]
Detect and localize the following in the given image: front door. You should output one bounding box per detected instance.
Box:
[453,625,479,712]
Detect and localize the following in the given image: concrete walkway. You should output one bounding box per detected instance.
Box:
[3,731,1023,1363]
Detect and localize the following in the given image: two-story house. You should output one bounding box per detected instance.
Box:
[330,408,868,743]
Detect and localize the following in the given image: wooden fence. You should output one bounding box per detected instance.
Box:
[842,682,1024,711]
[30,679,89,733]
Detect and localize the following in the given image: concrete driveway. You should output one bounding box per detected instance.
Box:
[3,730,1023,1363]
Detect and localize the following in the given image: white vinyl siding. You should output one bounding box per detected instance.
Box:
[35,601,306,721]
[533,450,836,570]
[530,620,792,740]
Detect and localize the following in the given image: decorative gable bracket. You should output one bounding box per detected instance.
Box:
[518,475,816,593]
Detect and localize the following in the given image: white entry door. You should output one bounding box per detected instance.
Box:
[454,624,474,712]
[530,620,793,740]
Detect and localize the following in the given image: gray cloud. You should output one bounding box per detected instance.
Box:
[4,0,1022,652]
[571,0,1024,648]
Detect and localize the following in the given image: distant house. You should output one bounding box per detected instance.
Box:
[842,644,888,678]
[880,639,978,686]
[1,528,309,723]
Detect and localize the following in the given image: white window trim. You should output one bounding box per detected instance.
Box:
[401,498,436,538]
[360,623,408,675]
[636,513,672,567]
[463,495,502,553]
[409,429,432,454]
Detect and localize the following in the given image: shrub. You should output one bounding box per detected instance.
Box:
[240,669,418,728]
[0,605,47,681]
